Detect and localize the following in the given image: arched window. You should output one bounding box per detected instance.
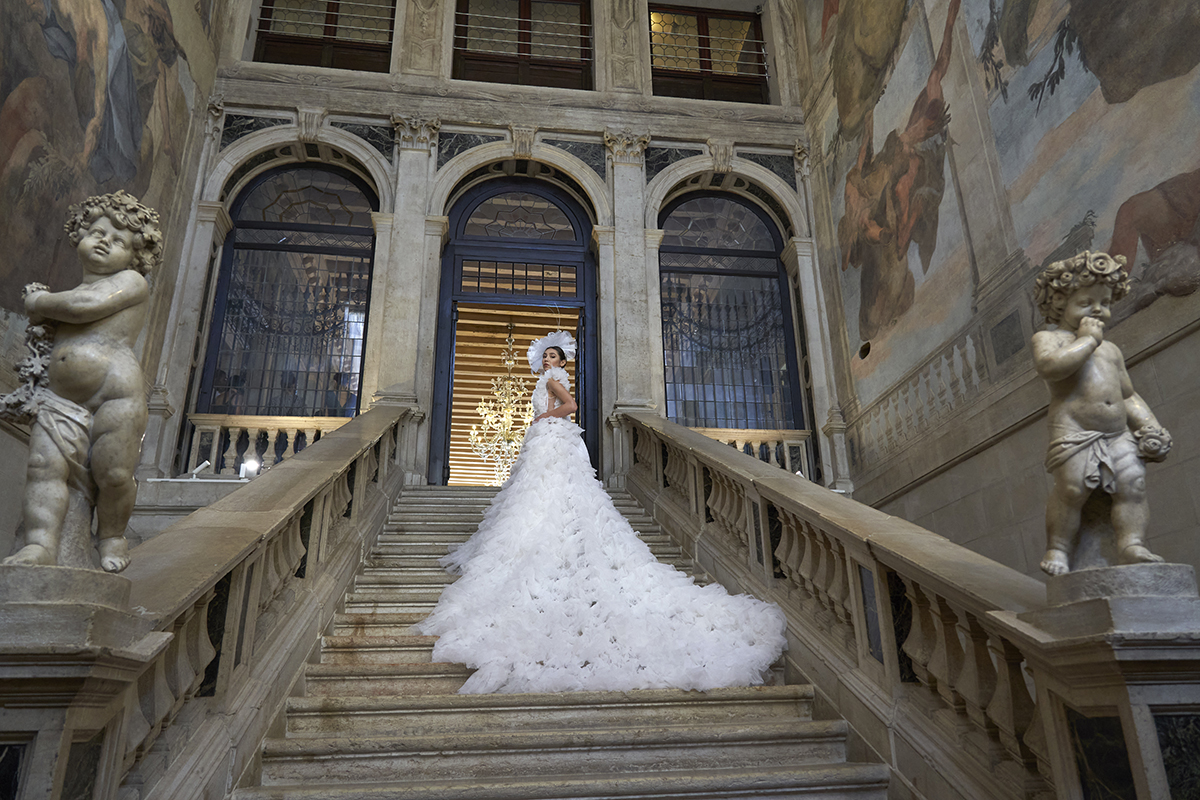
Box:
[197,165,378,419]
[658,193,804,430]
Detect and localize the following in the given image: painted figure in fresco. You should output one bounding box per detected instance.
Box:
[828,0,907,139]
[978,0,1200,108]
[2,191,162,573]
[838,0,960,342]
[1032,251,1171,576]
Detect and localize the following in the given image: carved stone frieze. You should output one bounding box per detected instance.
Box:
[393,116,441,152]
[604,128,650,166]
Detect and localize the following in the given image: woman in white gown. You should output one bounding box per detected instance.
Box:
[414,331,787,694]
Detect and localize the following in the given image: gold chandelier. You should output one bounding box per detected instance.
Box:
[469,323,533,485]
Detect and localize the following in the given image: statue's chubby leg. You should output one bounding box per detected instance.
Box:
[90,397,147,573]
[5,424,70,566]
[1111,451,1163,565]
[1041,461,1090,576]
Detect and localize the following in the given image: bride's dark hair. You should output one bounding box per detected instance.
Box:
[544,346,568,362]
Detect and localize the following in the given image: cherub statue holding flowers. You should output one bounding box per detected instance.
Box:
[1032,250,1171,576]
[2,191,162,573]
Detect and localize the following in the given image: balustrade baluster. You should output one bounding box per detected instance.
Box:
[986,634,1039,772]
[953,608,998,736]
[796,521,819,601]
[280,429,298,460]
[926,593,966,714]
[901,579,935,689]
[220,426,240,474]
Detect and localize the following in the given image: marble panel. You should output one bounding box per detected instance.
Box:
[858,564,884,664]
[738,151,797,190]
[644,147,702,184]
[61,730,104,800]
[436,133,504,169]
[332,123,395,162]
[0,744,22,799]
[1155,713,1200,799]
[221,114,289,150]
[543,139,606,180]
[1066,708,1135,800]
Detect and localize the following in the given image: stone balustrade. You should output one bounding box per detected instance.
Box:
[613,409,1200,800]
[690,427,812,475]
[0,403,422,800]
[187,413,354,474]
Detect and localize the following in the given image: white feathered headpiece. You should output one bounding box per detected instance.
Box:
[527,330,577,374]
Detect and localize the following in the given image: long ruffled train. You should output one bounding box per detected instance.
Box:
[413,416,787,694]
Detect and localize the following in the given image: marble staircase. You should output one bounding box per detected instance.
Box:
[231,486,889,800]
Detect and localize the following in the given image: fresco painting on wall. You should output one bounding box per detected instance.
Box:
[972,0,1200,324]
[0,0,194,314]
[821,0,973,405]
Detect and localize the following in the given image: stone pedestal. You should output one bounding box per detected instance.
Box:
[1018,563,1200,637]
[1008,563,1200,799]
[0,565,171,800]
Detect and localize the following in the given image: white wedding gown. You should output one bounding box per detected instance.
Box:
[413,367,787,694]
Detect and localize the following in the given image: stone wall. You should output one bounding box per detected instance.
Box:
[801,0,1200,575]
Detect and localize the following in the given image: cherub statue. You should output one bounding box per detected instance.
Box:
[2,191,162,573]
[1032,250,1171,576]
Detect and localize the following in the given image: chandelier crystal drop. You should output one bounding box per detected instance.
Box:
[469,323,533,485]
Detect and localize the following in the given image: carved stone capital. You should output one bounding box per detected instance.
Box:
[708,139,733,173]
[297,107,327,143]
[510,125,537,158]
[393,116,441,152]
[604,128,650,166]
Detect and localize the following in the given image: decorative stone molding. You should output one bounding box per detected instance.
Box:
[708,139,734,173]
[604,128,650,166]
[794,140,811,178]
[296,107,327,143]
[510,125,537,159]
[393,116,441,152]
[206,94,225,142]
[196,201,234,240]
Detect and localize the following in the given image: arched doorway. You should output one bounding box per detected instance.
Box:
[657,192,819,478]
[196,164,378,420]
[429,178,598,485]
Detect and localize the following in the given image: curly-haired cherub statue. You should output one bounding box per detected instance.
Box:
[1032,250,1171,576]
[3,191,162,573]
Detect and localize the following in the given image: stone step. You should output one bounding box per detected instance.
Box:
[331,612,426,637]
[285,685,813,737]
[260,719,852,784]
[234,763,890,800]
[304,662,470,697]
[356,568,456,586]
[342,597,437,614]
[318,635,435,665]
[383,522,484,534]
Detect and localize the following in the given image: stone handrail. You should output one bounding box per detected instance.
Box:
[689,427,811,475]
[187,412,354,474]
[110,402,422,800]
[613,409,1199,799]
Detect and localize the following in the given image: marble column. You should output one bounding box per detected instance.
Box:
[370,117,440,408]
[359,212,393,406]
[142,201,233,479]
[781,236,851,491]
[604,128,655,413]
